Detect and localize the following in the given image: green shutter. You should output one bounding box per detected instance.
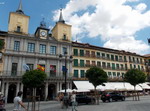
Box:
[115,56,118,61]
[130,64,132,69]
[113,72,116,77]
[80,50,84,56]
[108,72,111,76]
[80,60,84,67]
[111,55,114,60]
[125,64,127,70]
[80,70,85,78]
[74,49,78,56]
[74,59,78,66]
[138,65,140,70]
[112,63,115,70]
[117,72,120,77]
[124,56,127,62]
[74,70,78,77]
[107,54,110,59]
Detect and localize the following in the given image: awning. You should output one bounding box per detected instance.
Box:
[139,83,150,89]
[73,81,143,91]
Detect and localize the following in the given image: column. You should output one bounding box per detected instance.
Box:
[16,83,20,96]
[56,82,59,94]
[1,81,5,95]
[44,82,48,101]
[60,82,62,90]
[21,83,24,92]
[5,82,9,103]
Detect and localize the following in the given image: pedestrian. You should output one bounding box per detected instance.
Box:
[59,93,64,109]
[71,91,77,111]
[13,91,27,111]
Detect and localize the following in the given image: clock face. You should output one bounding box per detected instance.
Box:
[41,31,46,37]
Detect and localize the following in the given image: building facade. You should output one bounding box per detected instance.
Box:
[0,1,73,103]
[72,42,146,81]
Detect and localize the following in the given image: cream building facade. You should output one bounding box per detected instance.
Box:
[72,42,146,81]
[0,1,73,103]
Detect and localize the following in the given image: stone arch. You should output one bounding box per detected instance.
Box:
[7,83,16,103]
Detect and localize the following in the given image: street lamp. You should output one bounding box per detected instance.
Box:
[59,51,73,108]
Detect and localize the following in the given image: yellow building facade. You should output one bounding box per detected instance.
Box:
[72,42,146,81]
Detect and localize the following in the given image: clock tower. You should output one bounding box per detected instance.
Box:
[35,19,49,39]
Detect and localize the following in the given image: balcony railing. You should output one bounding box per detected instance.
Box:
[0,71,73,78]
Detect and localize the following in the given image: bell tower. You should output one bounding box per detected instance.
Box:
[52,9,72,42]
[8,0,30,34]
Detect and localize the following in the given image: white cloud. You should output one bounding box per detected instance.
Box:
[135,3,147,12]
[53,0,150,54]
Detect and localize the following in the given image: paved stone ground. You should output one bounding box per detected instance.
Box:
[5,96,150,111]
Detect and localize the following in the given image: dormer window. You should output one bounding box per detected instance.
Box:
[17,26,21,32]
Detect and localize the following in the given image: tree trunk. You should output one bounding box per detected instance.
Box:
[32,88,36,111]
[134,86,137,101]
[94,87,97,105]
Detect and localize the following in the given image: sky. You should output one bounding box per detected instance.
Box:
[0,0,150,55]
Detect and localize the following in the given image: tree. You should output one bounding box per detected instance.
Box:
[124,69,146,101]
[86,67,108,104]
[22,69,47,111]
[0,39,4,51]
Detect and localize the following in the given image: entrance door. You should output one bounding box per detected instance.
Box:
[48,84,56,100]
[7,84,16,103]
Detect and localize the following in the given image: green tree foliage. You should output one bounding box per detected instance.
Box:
[0,39,4,50]
[86,66,108,88]
[124,69,146,86]
[124,69,146,101]
[22,69,47,88]
[86,67,108,104]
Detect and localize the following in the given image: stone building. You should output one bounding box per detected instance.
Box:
[0,1,73,103]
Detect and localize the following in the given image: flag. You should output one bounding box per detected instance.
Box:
[23,64,30,71]
[50,65,56,72]
[37,64,45,71]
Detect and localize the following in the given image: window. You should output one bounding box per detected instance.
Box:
[74,70,78,78]
[124,56,127,62]
[50,46,56,55]
[133,57,135,62]
[111,55,114,61]
[14,41,20,51]
[97,52,100,58]
[63,34,67,40]
[112,63,115,70]
[130,64,132,69]
[85,50,90,57]
[125,64,128,70]
[11,63,18,76]
[108,72,111,77]
[117,72,120,77]
[134,65,136,69]
[92,61,96,66]
[74,49,78,56]
[39,44,46,54]
[91,51,95,57]
[74,59,78,66]
[107,63,110,68]
[138,65,140,70]
[121,64,124,69]
[102,53,105,58]
[80,60,84,67]
[86,60,90,67]
[80,50,84,56]
[137,58,139,63]
[129,56,131,62]
[62,47,67,55]
[115,56,118,61]
[80,70,85,78]
[97,61,101,67]
[113,72,116,77]
[27,43,35,52]
[107,54,110,59]
[119,56,122,61]
[26,64,34,71]
[102,62,106,68]
[50,65,56,77]
[17,26,21,32]
[116,64,119,69]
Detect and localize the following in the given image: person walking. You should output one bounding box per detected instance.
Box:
[13,91,27,111]
[71,91,77,111]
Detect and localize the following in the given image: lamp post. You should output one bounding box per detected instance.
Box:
[59,51,73,108]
